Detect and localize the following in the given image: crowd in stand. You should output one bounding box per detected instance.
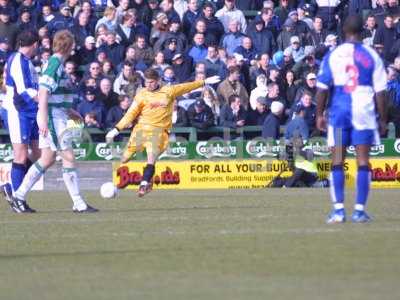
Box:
[1,0,400,141]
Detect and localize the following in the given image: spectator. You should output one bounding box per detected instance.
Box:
[387,66,400,137]
[215,0,247,33]
[0,8,19,48]
[188,33,208,64]
[82,61,104,87]
[97,77,119,110]
[315,0,340,32]
[106,94,132,128]
[77,36,97,67]
[162,66,177,85]
[291,90,316,134]
[153,18,186,53]
[160,0,180,24]
[79,1,98,31]
[247,16,276,57]
[98,31,125,67]
[132,0,155,28]
[162,37,179,64]
[115,0,130,24]
[201,85,221,123]
[203,44,225,77]
[266,82,287,110]
[288,10,309,40]
[262,101,284,139]
[77,87,106,128]
[249,74,268,110]
[219,94,247,128]
[292,46,319,81]
[47,3,74,36]
[84,112,101,129]
[174,0,187,21]
[0,37,10,66]
[115,10,138,48]
[285,104,309,141]
[101,59,116,81]
[297,5,313,30]
[190,18,219,46]
[133,35,154,66]
[249,53,270,89]
[277,18,297,51]
[187,99,215,129]
[182,0,199,36]
[116,62,142,97]
[217,65,249,108]
[0,0,17,23]
[274,0,289,22]
[286,35,305,63]
[294,72,317,101]
[119,46,147,72]
[17,8,36,32]
[361,15,377,47]
[172,100,188,127]
[221,19,245,56]
[246,96,268,126]
[200,2,225,42]
[150,12,169,46]
[284,70,299,108]
[95,6,117,32]
[234,36,258,66]
[171,53,192,83]
[95,24,109,48]
[151,51,169,76]
[307,15,327,47]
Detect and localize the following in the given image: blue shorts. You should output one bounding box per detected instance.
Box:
[327,125,380,147]
[6,108,39,144]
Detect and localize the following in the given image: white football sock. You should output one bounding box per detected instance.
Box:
[62,168,87,210]
[15,162,45,201]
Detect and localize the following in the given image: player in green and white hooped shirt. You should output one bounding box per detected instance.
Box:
[11,30,98,213]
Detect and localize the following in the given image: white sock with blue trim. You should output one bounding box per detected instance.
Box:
[62,168,87,210]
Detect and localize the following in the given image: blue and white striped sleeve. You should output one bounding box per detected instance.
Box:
[10,54,37,104]
[316,52,333,90]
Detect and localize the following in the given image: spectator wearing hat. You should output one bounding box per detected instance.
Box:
[221,19,245,56]
[287,35,305,63]
[277,18,297,51]
[171,53,192,83]
[71,11,94,49]
[106,95,132,129]
[215,0,247,33]
[76,36,97,67]
[288,10,309,39]
[290,90,316,133]
[189,18,219,47]
[77,87,106,128]
[153,18,187,53]
[262,101,284,139]
[188,33,208,64]
[246,96,269,126]
[217,65,249,108]
[203,44,225,77]
[219,94,247,129]
[162,37,180,64]
[285,104,309,141]
[98,31,125,67]
[47,3,74,36]
[247,15,276,57]
[97,77,119,110]
[182,0,200,36]
[249,74,268,110]
[159,0,180,24]
[306,16,327,48]
[274,0,290,24]
[292,46,319,80]
[187,99,215,130]
[0,7,19,48]
[294,71,317,100]
[200,2,225,43]
[234,36,258,66]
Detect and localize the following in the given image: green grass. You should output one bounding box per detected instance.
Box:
[0,189,399,300]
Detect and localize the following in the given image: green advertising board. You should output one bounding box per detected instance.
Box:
[0,139,399,162]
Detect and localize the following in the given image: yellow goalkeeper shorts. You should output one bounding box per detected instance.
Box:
[122,125,169,160]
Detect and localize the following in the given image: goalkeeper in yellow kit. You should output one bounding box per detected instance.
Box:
[106,68,220,196]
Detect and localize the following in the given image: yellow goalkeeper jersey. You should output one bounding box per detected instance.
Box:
[115,80,204,131]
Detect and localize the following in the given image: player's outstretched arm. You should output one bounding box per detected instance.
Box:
[170,76,221,98]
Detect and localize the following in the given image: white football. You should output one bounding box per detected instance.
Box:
[100,182,117,199]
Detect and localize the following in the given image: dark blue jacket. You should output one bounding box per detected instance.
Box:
[219,104,247,129]
[262,113,281,139]
[285,116,309,141]
[98,43,125,67]
[247,27,276,56]
[234,45,258,65]
[47,13,74,36]
[106,105,126,128]
[77,99,106,128]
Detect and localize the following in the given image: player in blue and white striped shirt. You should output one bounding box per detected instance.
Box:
[315,15,388,223]
[2,31,41,213]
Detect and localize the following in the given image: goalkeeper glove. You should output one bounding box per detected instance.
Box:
[106,128,119,143]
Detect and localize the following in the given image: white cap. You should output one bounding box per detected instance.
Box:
[85,36,96,44]
[290,36,300,44]
[233,53,244,62]
[270,101,284,114]
[306,72,316,80]
[325,34,337,43]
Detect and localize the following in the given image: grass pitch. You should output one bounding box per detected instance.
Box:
[0,189,399,300]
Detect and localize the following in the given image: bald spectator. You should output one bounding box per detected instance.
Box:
[262,101,284,139]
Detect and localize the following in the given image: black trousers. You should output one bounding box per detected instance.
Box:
[285,168,318,187]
